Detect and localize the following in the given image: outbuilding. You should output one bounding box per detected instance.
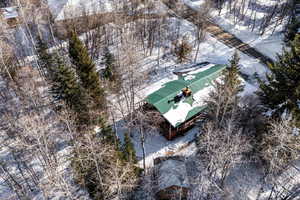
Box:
[154,156,190,200]
[0,6,19,27]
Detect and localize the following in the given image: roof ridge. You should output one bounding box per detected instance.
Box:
[148,64,224,106]
[146,64,226,127]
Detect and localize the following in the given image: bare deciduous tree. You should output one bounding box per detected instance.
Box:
[194,0,212,62]
[71,131,137,200]
[195,119,251,199]
[260,118,300,174]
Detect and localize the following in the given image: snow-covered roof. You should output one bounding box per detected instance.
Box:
[48,0,114,21]
[1,7,18,19]
[156,157,189,191]
[146,64,226,127]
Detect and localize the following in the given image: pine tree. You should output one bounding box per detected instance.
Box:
[102,47,122,93]
[50,55,89,124]
[224,51,244,95]
[36,37,90,125]
[103,47,115,81]
[36,36,56,79]
[206,51,244,127]
[122,132,137,164]
[258,35,300,123]
[96,116,116,143]
[285,18,300,42]
[68,31,106,110]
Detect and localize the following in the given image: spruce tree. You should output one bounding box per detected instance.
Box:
[36,37,89,124]
[224,51,244,95]
[258,35,300,123]
[285,18,300,42]
[96,116,116,143]
[68,31,106,110]
[102,47,122,92]
[206,51,243,127]
[103,47,115,81]
[36,36,56,79]
[122,132,137,164]
[50,55,89,124]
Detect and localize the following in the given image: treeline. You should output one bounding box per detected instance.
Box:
[0,24,140,199]
[37,29,141,199]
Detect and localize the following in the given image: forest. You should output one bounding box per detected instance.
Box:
[0,0,299,200]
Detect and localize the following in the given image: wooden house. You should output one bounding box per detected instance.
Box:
[145,63,226,140]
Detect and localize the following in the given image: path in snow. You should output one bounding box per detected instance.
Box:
[161,0,274,66]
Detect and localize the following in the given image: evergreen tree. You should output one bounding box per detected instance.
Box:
[285,18,300,42]
[71,133,138,200]
[258,35,300,124]
[36,36,56,79]
[102,47,122,93]
[69,31,106,110]
[206,51,243,127]
[103,64,113,80]
[224,51,244,95]
[96,116,116,143]
[122,132,137,164]
[103,47,116,81]
[50,55,89,124]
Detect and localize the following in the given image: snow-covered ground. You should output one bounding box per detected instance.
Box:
[47,0,158,21]
[183,0,286,60]
[123,13,299,200]
[135,17,267,99]
[1,1,295,199]
[0,72,90,200]
[6,5,270,171]
[47,0,115,20]
[111,16,267,168]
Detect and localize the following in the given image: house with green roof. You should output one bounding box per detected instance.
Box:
[145,64,226,140]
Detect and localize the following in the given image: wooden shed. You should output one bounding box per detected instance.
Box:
[154,156,190,200]
[0,6,19,27]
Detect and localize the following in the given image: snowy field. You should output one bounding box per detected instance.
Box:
[183,0,286,60]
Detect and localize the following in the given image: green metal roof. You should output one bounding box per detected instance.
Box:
[146,64,226,127]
